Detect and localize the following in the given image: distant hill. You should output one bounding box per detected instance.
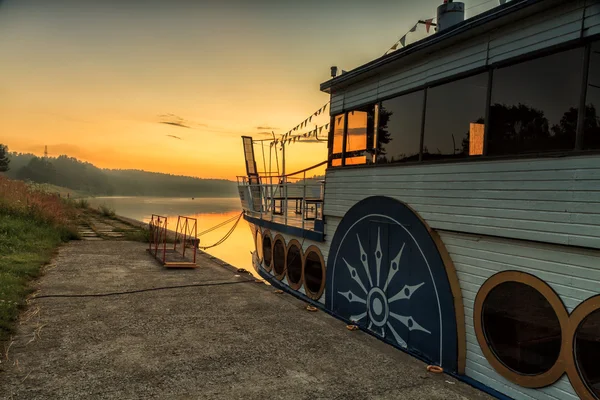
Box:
[3,153,238,198]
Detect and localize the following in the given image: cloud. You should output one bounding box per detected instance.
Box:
[158,113,201,129]
[255,131,273,136]
[166,134,182,140]
[160,121,191,129]
[256,126,277,130]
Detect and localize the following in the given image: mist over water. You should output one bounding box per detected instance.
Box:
[88,196,255,274]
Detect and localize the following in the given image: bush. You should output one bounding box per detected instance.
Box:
[75,198,89,209]
[98,204,115,217]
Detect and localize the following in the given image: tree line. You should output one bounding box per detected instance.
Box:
[0,149,238,198]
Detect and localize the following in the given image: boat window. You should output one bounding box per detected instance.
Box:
[584,40,600,150]
[482,281,562,375]
[273,237,286,279]
[332,113,345,153]
[345,105,376,165]
[423,73,488,160]
[574,308,600,398]
[488,47,583,155]
[377,90,424,164]
[286,242,303,289]
[303,246,325,300]
[263,232,272,271]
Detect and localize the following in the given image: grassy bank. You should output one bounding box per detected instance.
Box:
[0,176,78,341]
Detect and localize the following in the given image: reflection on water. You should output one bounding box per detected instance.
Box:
[87,197,256,276]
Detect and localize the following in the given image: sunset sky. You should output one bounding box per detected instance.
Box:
[0,0,497,180]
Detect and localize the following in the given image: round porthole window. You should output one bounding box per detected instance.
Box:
[262,232,273,272]
[482,281,561,374]
[303,246,325,300]
[574,308,600,399]
[474,271,568,388]
[256,229,263,264]
[286,241,303,290]
[272,236,286,280]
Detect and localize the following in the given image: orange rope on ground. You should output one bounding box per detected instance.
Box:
[426,365,444,374]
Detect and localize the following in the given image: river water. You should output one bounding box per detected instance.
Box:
[87,196,255,273]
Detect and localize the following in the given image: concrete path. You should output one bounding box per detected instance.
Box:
[0,241,491,400]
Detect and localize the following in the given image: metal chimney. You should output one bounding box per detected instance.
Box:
[437,0,465,32]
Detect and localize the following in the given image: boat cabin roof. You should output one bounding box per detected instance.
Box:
[320,0,568,94]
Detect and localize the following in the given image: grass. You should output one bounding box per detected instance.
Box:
[0,176,79,341]
[123,229,151,242]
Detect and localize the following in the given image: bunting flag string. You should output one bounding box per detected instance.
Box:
[273,102,330,147]
[384,0,504,55]
[273,121,331,148]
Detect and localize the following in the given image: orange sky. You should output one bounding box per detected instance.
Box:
[0,0,496,180]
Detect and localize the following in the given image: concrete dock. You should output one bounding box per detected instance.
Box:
[0,240,491,399]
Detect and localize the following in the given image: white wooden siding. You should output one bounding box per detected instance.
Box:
[329,1,596,112]
[487,1,583,64]
[323,155,600,251]
[330,92,345,114]
[441,230,600,400]
[585,2,600,37]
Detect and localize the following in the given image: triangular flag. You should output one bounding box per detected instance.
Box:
[390,43,398,51]
[409,24,417,33]
[400,35,406,47]
[314,112,318,116]
[293,127,297,131]
[319,126,323,133]
[309,116,312,122]
[425,18,433,33]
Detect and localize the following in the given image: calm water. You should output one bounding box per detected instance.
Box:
[87,196,255,273]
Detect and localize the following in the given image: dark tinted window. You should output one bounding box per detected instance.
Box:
[575,308,600,398]
[377,90,424,163]
[423,73,488,160]
[263,235,272,266]
[273,239,285,277]
[482,281,561,375]
[488,48,583,155]
[286,244,302,285]
[585,41,600,149]
[304,250,323,295]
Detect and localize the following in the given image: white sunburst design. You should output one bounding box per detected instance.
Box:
[337,228,430,348]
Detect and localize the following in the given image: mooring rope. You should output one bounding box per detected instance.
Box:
[199,212,243,250]
[197,212,243,237]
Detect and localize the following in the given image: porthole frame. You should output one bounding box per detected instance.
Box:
[473,271,569,388]
[565,295,600,400]
[255,227,263,265]
[272,234,286,281]
[262,230,273,273]
[302,245,326,300]
[285,239,304,291]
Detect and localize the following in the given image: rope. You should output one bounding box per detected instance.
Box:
[33,279,256,299]
[197,212,243,237]
[199,213,243,250]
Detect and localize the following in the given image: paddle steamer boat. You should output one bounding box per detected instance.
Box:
[237,1,600,398]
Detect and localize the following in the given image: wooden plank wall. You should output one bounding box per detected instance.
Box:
[330,1,595,115]
[324,156,600,251]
